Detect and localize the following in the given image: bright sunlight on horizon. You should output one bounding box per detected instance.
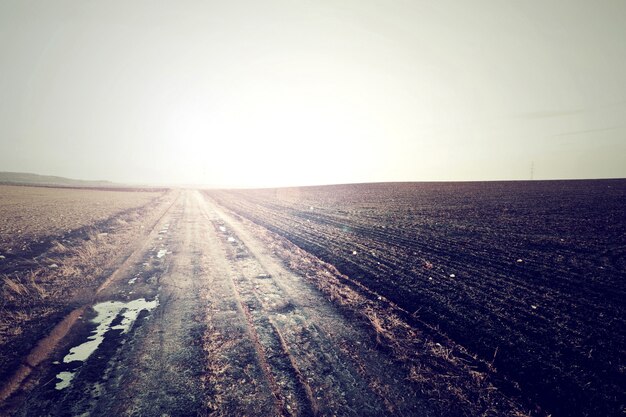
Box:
[1,1,625,188]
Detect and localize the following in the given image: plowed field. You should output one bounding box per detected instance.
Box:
[207,180,626,417]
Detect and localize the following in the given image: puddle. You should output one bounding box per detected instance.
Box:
[55,371,75,390]
[55,298,159,390]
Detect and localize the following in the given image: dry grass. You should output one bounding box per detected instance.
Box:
[202,325,237,415]
[57,263,81,279]
[26,269,48,299]
[49,241,69,255]
[75,237,100,261]
[2,269,50,301]
[363,307,398,346]
[2,276,29,299]
[0,190,175,388]
[1,235,115,306]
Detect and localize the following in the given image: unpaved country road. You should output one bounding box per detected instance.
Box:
[7,190,432,416]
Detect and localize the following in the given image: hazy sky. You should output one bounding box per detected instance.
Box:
[1,1,625,187]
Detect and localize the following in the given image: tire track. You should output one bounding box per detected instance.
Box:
[201,192,432,416]
[197,193,310,416]
[5,190,434,416]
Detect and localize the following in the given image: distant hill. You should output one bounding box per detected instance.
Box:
[0,172,116,188]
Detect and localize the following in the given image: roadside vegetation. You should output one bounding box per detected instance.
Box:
[0,186,170,390]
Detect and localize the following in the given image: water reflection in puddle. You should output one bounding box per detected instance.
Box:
[54,298,158,390]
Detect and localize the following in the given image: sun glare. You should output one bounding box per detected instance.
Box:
[159,74,387,187]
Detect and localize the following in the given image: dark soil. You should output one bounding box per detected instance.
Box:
[207,179,626,417]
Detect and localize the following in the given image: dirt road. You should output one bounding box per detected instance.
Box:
[6,190,432,416]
